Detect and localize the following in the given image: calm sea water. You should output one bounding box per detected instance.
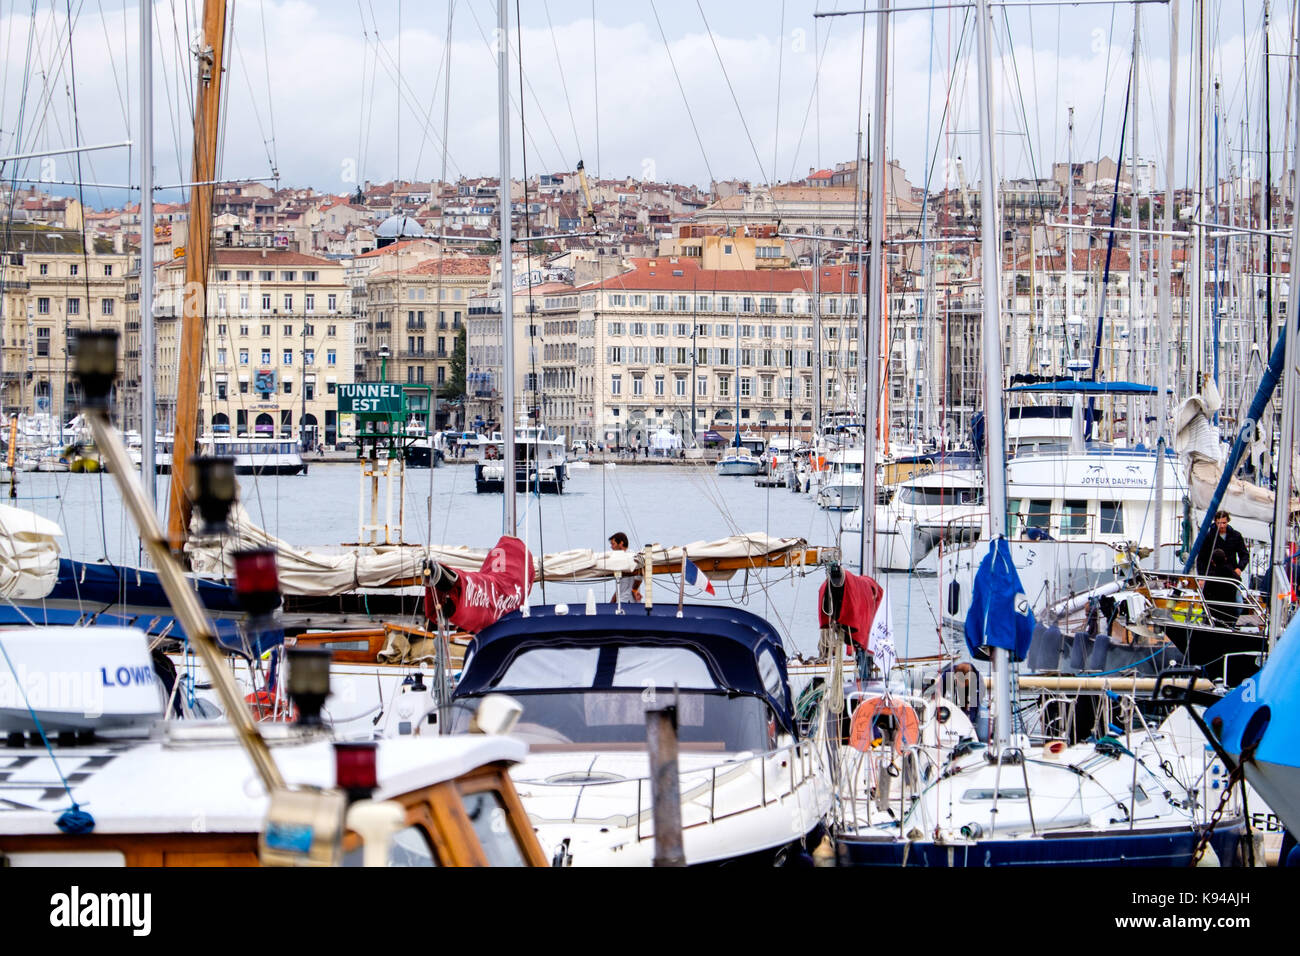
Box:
[14,461,956,661]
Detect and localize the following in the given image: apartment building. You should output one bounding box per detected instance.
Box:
[155,248,352,446]
[0,226,130,421]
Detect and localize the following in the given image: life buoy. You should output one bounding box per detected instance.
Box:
[484,445,499,460]
[246,690,296,722]
[848,696,920,751]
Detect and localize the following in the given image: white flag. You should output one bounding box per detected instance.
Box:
[868,583,897,683]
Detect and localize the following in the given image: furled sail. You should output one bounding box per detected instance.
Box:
[1174,382,1299,538]
[0,504,62,600]
[186,503,813,596]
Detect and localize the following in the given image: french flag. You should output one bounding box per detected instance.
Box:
[682,556,716,596]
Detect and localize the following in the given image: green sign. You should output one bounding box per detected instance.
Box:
[337,383,405,415]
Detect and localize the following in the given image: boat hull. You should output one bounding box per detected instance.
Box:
[834,823,1250,866]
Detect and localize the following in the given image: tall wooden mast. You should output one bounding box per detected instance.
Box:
[167,0,228,546]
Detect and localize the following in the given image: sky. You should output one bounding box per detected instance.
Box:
[0,1,1293,208]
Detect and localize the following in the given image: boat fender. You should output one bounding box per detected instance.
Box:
[947,580,960,616]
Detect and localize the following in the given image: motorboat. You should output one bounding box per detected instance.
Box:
[0,626,546,867]
[814,448,873,511]
[448,602,832,866]
[475,426,568,494]
[842,468,985,572]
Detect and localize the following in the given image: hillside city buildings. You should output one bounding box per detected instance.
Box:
[0,154,1289,449]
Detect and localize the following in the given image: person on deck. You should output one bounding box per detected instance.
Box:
[608,532,642,604]
[1202,548,1242,626]
[1195,510,1250,579]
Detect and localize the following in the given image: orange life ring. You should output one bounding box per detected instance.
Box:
[484,445,498,460]
[848,696,920,751]
[246,689,295,722]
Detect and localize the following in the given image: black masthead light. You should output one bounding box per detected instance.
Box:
[286,646,332,728]
[73,330,119,409]
[188,456,237,536]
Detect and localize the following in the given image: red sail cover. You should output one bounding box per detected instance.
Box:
[433,536,535,633]
[817,571,884,651]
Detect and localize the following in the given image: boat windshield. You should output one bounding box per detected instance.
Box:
[897,485,983,506]
[457,642,773,750]
[453,689,772,752]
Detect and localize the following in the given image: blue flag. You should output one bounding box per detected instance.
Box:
[964,538,1035,662]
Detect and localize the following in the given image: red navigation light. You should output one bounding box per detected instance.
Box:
[334,741,378,801]
[233,547,281,616]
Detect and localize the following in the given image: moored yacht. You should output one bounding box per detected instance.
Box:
[448,603,832,866]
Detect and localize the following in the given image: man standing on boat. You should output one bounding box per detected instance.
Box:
[1196,510,1249,579]
[608,532,642,604]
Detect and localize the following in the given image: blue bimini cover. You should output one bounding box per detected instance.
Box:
[453,603,796,735]
[963,538,1036,662]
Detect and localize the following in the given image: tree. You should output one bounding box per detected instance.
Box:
[441,325,467,400]
[474,241,499,255]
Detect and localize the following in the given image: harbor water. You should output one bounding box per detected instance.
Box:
[13,460,956,662]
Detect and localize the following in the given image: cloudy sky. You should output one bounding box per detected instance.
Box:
[0,1,1292,208]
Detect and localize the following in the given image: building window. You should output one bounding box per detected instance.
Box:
[283,324,293,336]
[66,298,80,315]
[240,349,249,365]
[632,375,644,396]
[654,376,665,396]
[305,294,315,312]
[261,349,271,364]
[282,349,293,365]
[327,294,337,311]
[103,264,113,277]
[611,374,621,396]
[718,375,730,398]
[38,263,48,276]
[36,328,50,356]
[239,381,249,394]
[37,297,49,314]
[675,376,687,397]
[327,324,336,336]
[327,349,337,365]
[284,379,293,394]
[283,295,293,312]
[260,270,272,282]
[740,377,752,398]
[261,294,272,311]
[304,349,315,365]
[101,298,114,316]
[69,263,79,276]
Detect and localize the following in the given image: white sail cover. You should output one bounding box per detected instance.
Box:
[187,504,812,597]
[1174,383,1299,534]
[0,504,62,599]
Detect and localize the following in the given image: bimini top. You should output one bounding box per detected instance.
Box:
[453,603,795,734]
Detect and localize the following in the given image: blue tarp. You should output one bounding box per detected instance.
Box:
[1206,613,1300,837]
[963,538,1036,662]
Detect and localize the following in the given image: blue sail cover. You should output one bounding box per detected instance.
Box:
[963,538,1036,661]
[1205,614,1300,838]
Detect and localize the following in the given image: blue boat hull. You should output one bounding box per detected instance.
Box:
[834,823,1249,867]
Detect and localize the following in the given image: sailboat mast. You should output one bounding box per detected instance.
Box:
[974,0,1011,749]
[166,0,227,545]
[140,0,156,504]
[1266,18,1300,654]
[1065,107,1073,375]
[1155,0,1180,573]
[1128,12,1140,444]
[498,0,517,535]
[860,2,889,576]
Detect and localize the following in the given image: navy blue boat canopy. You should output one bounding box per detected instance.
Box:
[1007,381,1159,395]
[453,603,796,734]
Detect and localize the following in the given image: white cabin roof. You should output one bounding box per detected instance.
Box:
[0,731,526,836]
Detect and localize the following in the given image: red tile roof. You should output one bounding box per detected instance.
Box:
[588,258,867,294]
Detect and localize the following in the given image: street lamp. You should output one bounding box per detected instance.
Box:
[377,344,390,383]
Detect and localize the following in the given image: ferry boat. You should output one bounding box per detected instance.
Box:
[157,435,307,476]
